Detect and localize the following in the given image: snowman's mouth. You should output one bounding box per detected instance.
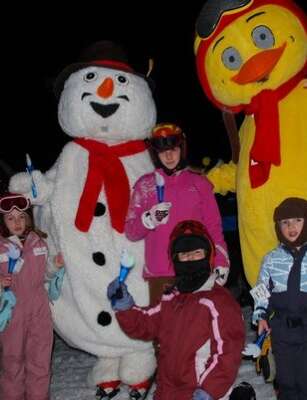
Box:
[90,102,120,118]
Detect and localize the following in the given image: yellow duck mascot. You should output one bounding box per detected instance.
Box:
[194,0,307,287]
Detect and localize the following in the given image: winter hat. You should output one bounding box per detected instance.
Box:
[54,40,154,98]
[273,197,307,248]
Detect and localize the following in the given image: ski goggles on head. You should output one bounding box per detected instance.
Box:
[150,135,183,152]
[0,194,30,214]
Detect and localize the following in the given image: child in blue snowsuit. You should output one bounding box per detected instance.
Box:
[252,197,307,400]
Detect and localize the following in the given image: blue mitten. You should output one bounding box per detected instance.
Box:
[107,277,121,300]
[0,290,17,332]
[107,278,135,311]
[48,268,65,301]
[6,243,22,274]
[192,388,213,400]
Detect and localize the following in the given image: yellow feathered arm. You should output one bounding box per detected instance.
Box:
[206,161,236,195]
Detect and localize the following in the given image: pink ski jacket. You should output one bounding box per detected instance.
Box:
[125,168,229,278]
[0,232,53,400]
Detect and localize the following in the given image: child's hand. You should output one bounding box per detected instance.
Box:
[142,202,172,230]
[214,266,229,286]
[258,319,270,335]
[192,388,213,400]
[0,275,12,288]
[54,253,65,269]
[107,278,135,311]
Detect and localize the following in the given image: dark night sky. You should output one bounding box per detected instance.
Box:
[1,0,306,178]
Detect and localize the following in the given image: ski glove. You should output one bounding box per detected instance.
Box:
[214,266,229,286]
[5,243,23,274]
[0,290,16,332]
[107,278,135,311]
[192,388,213,400]
[141,202,172,230]
[48,267,65,302]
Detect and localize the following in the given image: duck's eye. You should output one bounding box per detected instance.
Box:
[116,74,129,85]
[221,47,242,70]
[83,72,98,82]
[252,25,275,49]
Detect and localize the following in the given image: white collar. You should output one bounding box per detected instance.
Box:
[8,235,23,248]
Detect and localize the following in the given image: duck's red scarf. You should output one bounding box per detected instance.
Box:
[244,64,306,188]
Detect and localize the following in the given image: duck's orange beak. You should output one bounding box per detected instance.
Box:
[232,42,286,85]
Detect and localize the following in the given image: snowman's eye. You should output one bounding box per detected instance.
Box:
[221,47,243,70]
[252,25,275,49]
[115,74,129,85]
[83,72,98,82]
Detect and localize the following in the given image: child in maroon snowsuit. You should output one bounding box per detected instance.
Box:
[0,193,63,400]
[108,220,245,400]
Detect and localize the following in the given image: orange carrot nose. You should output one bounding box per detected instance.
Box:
[97,77,114,98]
[232,43,286,85]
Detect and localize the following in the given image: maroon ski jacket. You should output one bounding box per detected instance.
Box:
[116,278,245,399]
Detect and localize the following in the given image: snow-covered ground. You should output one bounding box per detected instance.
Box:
[50,306,276,399]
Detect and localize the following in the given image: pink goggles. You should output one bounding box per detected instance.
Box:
[0,194,30,214]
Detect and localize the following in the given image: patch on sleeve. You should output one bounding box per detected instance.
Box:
[33,246,48,256]
[250,283,270,303]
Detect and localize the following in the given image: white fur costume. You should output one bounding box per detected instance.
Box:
[10,58,157,389]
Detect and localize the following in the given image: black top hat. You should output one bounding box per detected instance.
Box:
[53,40,153,98]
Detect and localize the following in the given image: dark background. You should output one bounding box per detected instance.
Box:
[1,0,306,177]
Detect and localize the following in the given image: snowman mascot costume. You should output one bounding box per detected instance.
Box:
[10,41,157,399]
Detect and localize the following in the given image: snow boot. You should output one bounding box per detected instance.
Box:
[129,378,153,400]
[129,388,145,399]
[96,381,121,399]
[95,386,120,399]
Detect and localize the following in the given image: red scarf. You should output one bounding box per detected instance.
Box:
[244,64,306,188]
[74,138,147,233]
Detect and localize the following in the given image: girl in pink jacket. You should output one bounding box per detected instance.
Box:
[0,193,63,400]
[125,123,229,305]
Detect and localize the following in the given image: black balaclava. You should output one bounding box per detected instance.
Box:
[273,197,307,249]
[171,232,213,293]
